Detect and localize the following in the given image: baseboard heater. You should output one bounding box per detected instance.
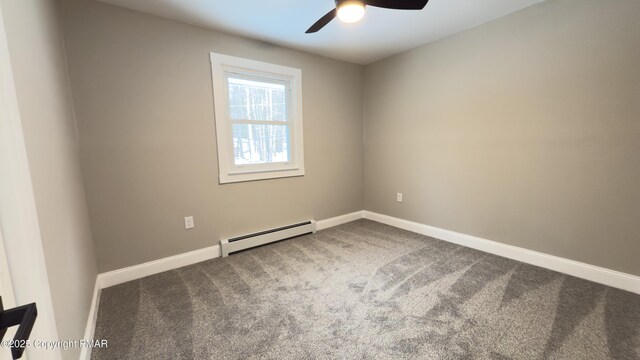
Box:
[220,220,316,257]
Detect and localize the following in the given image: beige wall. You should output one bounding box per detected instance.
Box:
[60,0,365,272]
[364,0,640,276]
[0,0,98,358]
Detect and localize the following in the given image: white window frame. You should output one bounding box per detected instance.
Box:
[210,53,305,184]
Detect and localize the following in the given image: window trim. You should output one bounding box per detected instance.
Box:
[210,53,305,184]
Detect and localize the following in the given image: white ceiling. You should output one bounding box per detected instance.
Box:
[99,0,545,65]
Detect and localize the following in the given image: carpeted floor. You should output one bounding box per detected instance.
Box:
[92,220,640,359]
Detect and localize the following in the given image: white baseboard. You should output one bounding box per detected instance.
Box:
[316,211,364,231]
[99,245,221,289]
[93,210,640,294]
[79,279,101,360]
[363,211,640,294]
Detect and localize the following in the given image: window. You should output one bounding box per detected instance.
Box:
[210,53,305,183]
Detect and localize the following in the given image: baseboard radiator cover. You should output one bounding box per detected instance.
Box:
[220,220,316,257]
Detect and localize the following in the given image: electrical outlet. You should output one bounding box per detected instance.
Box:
[397,193,403,203]
[184,216,194,230]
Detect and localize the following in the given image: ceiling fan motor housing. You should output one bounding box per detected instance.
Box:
[336,0,365,7]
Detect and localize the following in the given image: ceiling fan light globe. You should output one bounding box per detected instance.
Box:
[337,1,365,23]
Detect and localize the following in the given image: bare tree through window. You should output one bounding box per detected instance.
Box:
[228,77,290,165]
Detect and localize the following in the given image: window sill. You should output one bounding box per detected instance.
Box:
[219,168,305,184]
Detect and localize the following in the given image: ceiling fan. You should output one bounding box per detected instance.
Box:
[306,0,429,33]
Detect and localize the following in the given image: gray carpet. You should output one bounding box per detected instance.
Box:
[92,220,640,359]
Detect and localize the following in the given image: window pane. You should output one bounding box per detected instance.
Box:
[232,124,290,165]
[227,77,287,121]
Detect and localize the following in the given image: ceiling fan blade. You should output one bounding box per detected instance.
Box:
[365,0,428,10]
[306,9,337,33]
